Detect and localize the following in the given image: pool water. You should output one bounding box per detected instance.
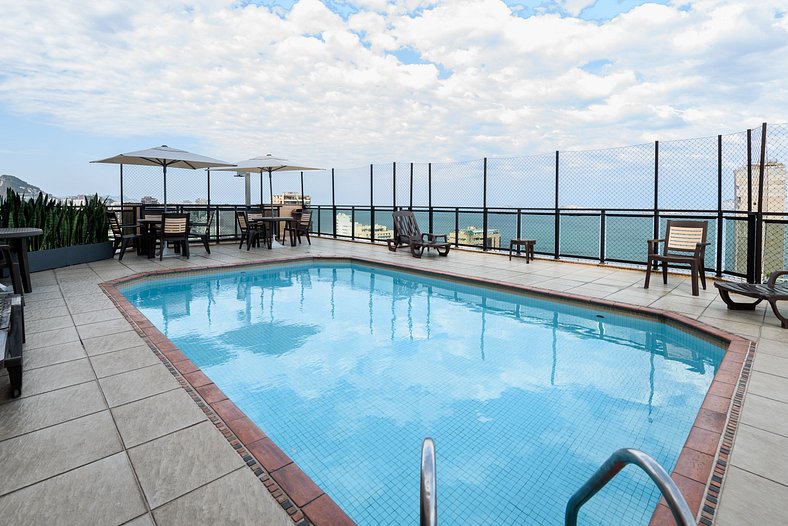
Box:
[121,262,724,525]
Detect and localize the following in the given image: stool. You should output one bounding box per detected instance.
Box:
[509,239,535,263]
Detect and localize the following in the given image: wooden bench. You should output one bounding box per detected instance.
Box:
[0,293,24,398]
[509,239,536,262]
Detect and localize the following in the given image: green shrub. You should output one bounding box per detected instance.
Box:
[0,190,109,251]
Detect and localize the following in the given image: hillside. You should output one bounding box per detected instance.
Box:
[0,174,47,198]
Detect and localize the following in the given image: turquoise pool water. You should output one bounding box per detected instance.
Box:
[121,262,724,525]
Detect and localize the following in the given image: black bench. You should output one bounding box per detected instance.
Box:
[0,293,24,398]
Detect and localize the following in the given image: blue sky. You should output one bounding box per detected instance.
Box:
[0,0,785,202]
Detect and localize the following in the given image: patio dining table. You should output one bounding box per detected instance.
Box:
[250,217,298,248]
[0,227,44,293]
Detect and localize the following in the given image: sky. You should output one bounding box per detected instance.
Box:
[0,0,786,201]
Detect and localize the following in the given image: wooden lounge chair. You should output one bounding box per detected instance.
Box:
[644,220,709,296]
[715,271,788,328]
[387,210,450,258]
[291,210,312,245]
[107,211,141,261]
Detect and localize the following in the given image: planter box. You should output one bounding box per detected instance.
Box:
[28,242,114,272]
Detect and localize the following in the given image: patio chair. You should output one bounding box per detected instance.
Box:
[158,213,190,260]
[189,212,213,254]
[0,245,23,295]
[715,271,788,328]
[644,220,709,296]
[236,211,251,249]
[107,211,141,261]
[291,210,312,245]
[388,210,450,258]
[247,212,273,250]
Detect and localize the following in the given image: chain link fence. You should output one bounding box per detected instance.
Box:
[113,123,786,281]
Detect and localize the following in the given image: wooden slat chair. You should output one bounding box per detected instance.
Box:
[292,210,312,245]
[107,211,141,261]
[715,271,788,328]
[236,211,251,249]
[247,212,272,250]
[158,213,190,260]
[387,210,450,258]
[644,220,709,296]
[189,212,213,254]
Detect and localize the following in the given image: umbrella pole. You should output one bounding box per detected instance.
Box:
[163,164,167,210]
[259,171,263,210]
[269,170,274,217]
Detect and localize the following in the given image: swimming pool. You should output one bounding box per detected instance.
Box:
[121,261,725,525]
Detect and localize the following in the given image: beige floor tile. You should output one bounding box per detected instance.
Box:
[729,424,788,486]
[740,393,788,439]
[153,468,292,526]
[83,331,147,356]
[25,340,87,370]
[747,371,788,404]
[23,325,80,350]
[714,466,788,526]
[13,358,95,400]
[112,388,207,448]
[0,381,106,441]
[24,314,75,335]
[90,346,162,378]
[0,452,146,526]
[76,318,134,340]
[23,304,70,322]
[71,308,125,326]
[0,411,122,495]
[99,364,180,408]
[128,421,245,508]
[753,353,788,379]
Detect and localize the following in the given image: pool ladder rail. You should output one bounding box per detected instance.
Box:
[420,438,437,526]
[419,443,694,526]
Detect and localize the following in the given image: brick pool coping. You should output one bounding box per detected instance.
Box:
[99,255,754,526]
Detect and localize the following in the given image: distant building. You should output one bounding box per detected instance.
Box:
[335,212,393,240]
[448,226,501,248]
[273,192,311,206]
[730,161,787,277]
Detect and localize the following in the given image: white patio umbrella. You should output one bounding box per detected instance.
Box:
[91,145,234,208]
[212,154,322,216]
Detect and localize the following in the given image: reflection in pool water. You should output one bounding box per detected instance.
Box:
[122,262,724,525]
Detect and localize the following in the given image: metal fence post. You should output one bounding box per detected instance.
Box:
[554,151,560,259]
[393,162,397,210]
[332,168,337,239]
[716,135,723,277]
[483,157,488,251]
[428,163,433,233]
[653,140,660,242]
[746,129,756,282]
[454,208,459,247]
[754,122,767,282]
[409,163,414,211]
[351,206,356,240]
[600,210,606,263]
[370,164,375,243]
[119,164,124,211]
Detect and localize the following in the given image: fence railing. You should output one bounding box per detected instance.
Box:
[112,122,788,282]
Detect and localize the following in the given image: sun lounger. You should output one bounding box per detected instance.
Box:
[715,271,788,328]
[388,211,450,258]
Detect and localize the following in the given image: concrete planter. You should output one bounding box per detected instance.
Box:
[28,241,114,272]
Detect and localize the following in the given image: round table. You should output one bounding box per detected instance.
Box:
[0,227,44,293]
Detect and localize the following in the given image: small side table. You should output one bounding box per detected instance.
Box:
[0,227,44,293]
[509,239,536,263]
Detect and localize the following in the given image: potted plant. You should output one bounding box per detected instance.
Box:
[0,190,112,272]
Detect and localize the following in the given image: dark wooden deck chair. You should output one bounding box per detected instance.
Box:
[292,210,312,245]
[189,212,213,254]
[644,220,709,296]
[247,212,272,249]
[715,271,788,328]
[107,211,141,261]
[387,210,450,258]
[158,213,190,260]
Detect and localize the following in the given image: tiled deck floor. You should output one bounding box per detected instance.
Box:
[1,237,786,525]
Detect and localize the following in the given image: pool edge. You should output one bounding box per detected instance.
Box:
[100,255,753,526]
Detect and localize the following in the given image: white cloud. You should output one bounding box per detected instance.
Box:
[0,0,786,174]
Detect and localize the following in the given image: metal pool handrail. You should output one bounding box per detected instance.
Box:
[565,448,695,526]
[421,437,437,526]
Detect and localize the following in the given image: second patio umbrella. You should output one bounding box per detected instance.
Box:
[213,154,321,216]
